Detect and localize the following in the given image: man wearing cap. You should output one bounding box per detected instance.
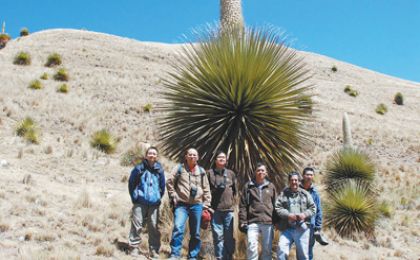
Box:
[275,172,316,260]
[239,162,277,260]
[300,167,327,260]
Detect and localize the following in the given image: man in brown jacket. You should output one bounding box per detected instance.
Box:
[239,162,277,260]
[167,148,211,260]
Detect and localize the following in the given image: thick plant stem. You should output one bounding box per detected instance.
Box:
[220,0,244,33]
[343,112,353,148]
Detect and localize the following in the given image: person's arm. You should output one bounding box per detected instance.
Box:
[202,169,212,208]
[304,192,316,219]
[128,166,139,203]
[314,190,323,230]
[274,192,290,219]
[159,167,166,198]
[238,185,248,227]
[166,165,179,204]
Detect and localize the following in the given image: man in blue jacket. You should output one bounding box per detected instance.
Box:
[300,167,322,260]
[128,146,165,258]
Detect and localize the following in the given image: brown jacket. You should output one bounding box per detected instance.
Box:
[166,163,211,207]
[207,168,237,211]
[239,179,277,226]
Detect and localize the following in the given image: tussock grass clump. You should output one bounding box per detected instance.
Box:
[40,73,48,80]
[45,53,62,67]
[375,103,388,115]
[95,244,114,257]
[378,201,393,218]
[0,33,11,48]
[90,129,117,154]
[143,103,153,112]
[325,148,375,192]
[325,180,378,237]
[13,51,31,65]
[15,117,40,144]
[331,65,338,72]
[53,68,69,81]
[75,190,92,208]
[20,27,29,36]
[394,92,403,105]
[57,84,68,93]
[28,79,43,90]
[120,145,145,166]
[344,85,358,97]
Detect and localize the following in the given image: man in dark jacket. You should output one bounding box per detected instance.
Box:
[128,146,165,258]
[300,167,324,260]
[207,151,237,260]
[239,163,277,260]
[275,172,315,260]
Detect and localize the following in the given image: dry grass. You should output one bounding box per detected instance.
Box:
[75,190,92,208]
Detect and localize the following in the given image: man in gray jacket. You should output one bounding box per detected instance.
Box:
[275,172,315,260]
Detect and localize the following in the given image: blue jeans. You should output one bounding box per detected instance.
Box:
[277,223,310,260]
[211,210,235,260]
[247,223,273,260]
[308,225,315,260]
[170,203,203,259]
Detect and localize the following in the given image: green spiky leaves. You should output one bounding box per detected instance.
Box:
[160,27,312,183]
[325,180,378,237]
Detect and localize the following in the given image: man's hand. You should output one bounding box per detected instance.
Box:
[288,214,297,222]
[296,213,306,222]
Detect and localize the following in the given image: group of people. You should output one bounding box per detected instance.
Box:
[127,146,326,260]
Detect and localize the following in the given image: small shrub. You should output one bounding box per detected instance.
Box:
[325,147,376,192]
[325,180,378,237]
[45,53,62,67]
[120,146,145,166]
[90,129,117,154]
[344,85,358,97]
[394,92,403,105]
[143,103,153,112]
[57,84,68,93]
[53,68,69,81]
[13,51,31,65]
[378,201,393,218]
[0,33,11,49]
[20,27,29,36]
[344,85,352,93]
[349,90,359,97]
[40,73,48,80]
[331,65,338,72]
[16,117,39,144]
[375,103,388,115]
[28,80,43,90]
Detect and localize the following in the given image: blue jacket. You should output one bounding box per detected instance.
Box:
[300,183,322,230]
[128,160,165,205]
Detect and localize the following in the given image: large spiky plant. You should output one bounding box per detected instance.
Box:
[325,180,378,237]
[159,27,312,185]
[324,147,375,193]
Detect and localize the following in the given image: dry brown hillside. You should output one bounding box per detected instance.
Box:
[0,29,419,259]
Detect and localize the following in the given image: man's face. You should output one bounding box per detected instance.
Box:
[255,165,267,181]
[215,153,227,168]
[186,149,199,165]
[145,148,158,164]
[289,175,299,191]
[303,170,314,184]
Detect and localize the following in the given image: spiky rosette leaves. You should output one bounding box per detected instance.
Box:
[159,27,312,184]
[325,180,378,237]
[325,148,375,193]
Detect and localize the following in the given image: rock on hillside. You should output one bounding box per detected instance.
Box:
[0,29,419,259]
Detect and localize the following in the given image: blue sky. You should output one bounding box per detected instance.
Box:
[2,0,419,82]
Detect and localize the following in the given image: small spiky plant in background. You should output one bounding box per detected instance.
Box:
[13,51,31,65]
[375,103,387,115]
[20,27,29,36]
[331,65,338,72]
[120,146,146,167]
[324,180,378,237]
[40,73,48,80]
[143,103,153,113]
[57,84,69,93]
[90,130,117,154]
[159,27,312,185]
[15,117,40,144]
[394,92,403,105]
[45,53,62,67]
[53,68,69,81]
[28,80,43,90]
[324,147,375,193]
